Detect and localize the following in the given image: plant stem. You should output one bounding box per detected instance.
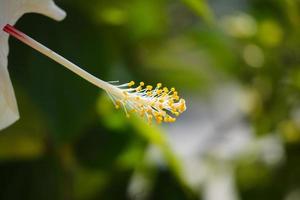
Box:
[3,24,110,91]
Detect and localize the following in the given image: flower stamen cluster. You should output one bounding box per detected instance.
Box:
[107,81,186,124]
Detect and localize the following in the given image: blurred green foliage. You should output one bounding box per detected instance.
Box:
[1,0,300,199]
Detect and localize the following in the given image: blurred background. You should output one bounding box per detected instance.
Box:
[1,0,300,199]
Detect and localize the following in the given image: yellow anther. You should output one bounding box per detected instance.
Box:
[140,111,145,117]
[128,81,135,87]
[157,83,162,88]
[179,102,186,112]
[157,89,162,95]
[140,82,145,86]
[169,117,176,123]
[129,109,136,113]
[164,117,169,122]
[146,85,153,91]
[115,104,120,109]
[156,116,163,124]
[171,87,175,92]
[166,117,172,123]
[135,86,141,92]
[159,104,163,109]
[147,91,152,96]
[163,87,169,93]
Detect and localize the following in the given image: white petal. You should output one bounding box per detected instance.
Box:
[23,0,66,21]
[0,61,19,130]
[0,0,66,130]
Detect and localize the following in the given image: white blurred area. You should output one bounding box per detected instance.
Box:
[129,84,285,200]
[128,0,285,198]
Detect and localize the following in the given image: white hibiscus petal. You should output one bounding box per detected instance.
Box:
[0,0,66,130]
[23,0,66,21]
[0,52,19,130]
